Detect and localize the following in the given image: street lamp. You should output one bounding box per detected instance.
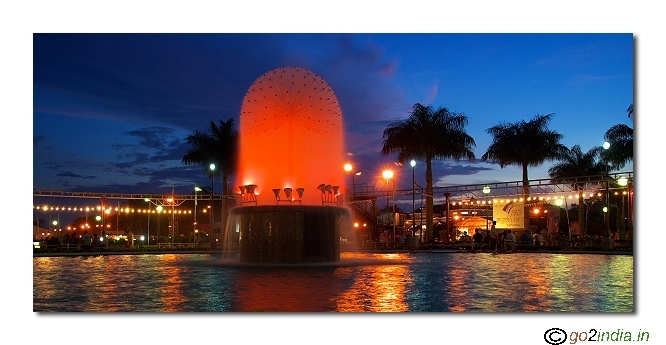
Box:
[382,169,393,208]
[156,205,163,245]
[415,182,424,241]
[410,160,416,235]
[167,195,175,244]
[144,198,151,246]
[209,163,216,244]
[603,141,611,237]
[482,185,491,232]
[555,198,569,239]
[382,169,395,243]
[194,186,202,245]
[52,220,59,240]
[617,176,628,239]
[344,163,353,198]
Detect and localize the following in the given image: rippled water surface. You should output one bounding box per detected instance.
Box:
[33,252,633,312]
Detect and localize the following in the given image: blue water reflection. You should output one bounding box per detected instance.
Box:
[33,252,633,312]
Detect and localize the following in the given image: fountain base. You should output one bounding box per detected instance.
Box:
[227,205,351,264]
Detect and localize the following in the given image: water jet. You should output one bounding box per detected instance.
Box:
[225,66,351,264]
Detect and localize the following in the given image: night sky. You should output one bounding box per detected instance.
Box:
[32,33,633,197]
[13,1,662,340]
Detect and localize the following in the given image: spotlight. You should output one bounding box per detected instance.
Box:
[325,184,332,194]
[246,184,257,194]
[272,189,281,199]
[239,186,246,194]
[296,188,305,198]
[332,186,340,195]
[284,188,293,199]
[317,184,327,193]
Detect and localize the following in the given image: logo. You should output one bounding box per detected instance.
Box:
[544,328,567,345]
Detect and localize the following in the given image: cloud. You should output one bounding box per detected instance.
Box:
[56,171,96,179]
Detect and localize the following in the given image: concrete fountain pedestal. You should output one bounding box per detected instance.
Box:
[229,205,350,264]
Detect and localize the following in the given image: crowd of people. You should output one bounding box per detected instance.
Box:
[470,221,549,253]
[34,230,108,251]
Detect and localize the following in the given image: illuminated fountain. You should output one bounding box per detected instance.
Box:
[226,66,351,264]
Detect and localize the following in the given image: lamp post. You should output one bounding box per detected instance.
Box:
[156,205,163,245]
[555,198,569,239]
[85,207,89,230]
[101,207,105,238]
[603,141,611,237]
[617,176,628,239]
[382,169,395,243]
[52,220,58,242]
[144,198,151,246]
[209,163,216,245]
[344,164,361,199]
[415,182,423,241]
[482,185,491,232]
[382,169,393,208]
[410,160,416,235]
[167,195,175,245]
[344,163,353,197]
[115,202,120,237]
[194,186,202,245]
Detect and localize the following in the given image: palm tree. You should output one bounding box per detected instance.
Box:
[482,113,567,230]
[182,118,238,245]
[182,118,238,196]
[382,103,476,242]
[548,145,607,236]
[603,104,634,170]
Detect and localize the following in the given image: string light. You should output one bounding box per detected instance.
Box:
[34,204,193,214]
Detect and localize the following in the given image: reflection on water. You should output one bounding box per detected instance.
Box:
[335,254,411,312]
[33,252,633,312]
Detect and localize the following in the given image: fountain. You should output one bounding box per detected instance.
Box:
[226,66,352,264]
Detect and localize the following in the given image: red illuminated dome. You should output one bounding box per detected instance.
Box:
[241,66,342,136]
[238,66,345,205]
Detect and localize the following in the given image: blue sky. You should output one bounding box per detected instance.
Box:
[32,33,634,199]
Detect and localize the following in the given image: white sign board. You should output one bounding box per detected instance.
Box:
[493,200,525,230]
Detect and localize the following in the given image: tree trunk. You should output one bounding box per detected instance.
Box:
[425,158,434,243]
